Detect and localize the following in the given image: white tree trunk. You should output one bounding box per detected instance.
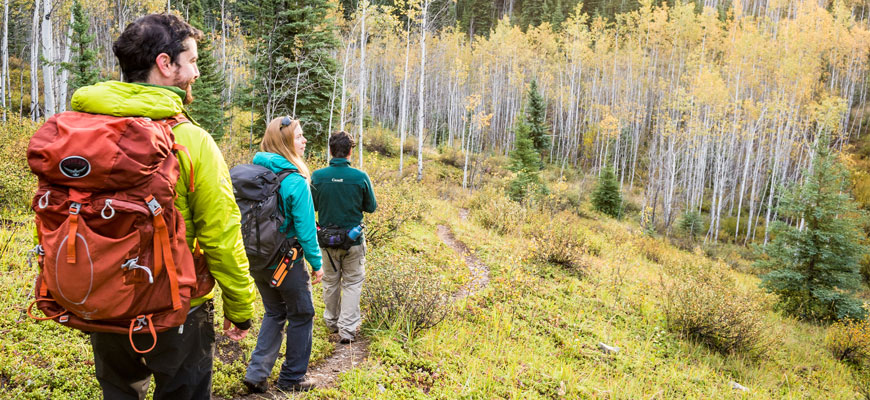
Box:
[29,0,40,120]
[40,0,55,117]
[339,38,351,130]
[57,12,73,112]
[398,13,411,176]
[1,0,8,121]
[327,65,339,161]
[416,0,428,182]
[357,1,367,169]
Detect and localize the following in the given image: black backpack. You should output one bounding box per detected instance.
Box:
[230,164,296,271]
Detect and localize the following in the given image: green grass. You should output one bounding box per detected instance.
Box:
[0,146,866,399]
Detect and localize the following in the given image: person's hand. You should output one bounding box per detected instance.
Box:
[311,268,324,285]
[223,318,248,341]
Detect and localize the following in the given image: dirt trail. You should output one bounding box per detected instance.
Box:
[436,207,490,298]
[305,335,369,388]
[224,208,487,398]
[436,222,490,299]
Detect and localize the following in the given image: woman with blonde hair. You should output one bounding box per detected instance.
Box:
[243,116,323,393]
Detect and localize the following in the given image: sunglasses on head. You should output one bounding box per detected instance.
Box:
[281,116,293,128]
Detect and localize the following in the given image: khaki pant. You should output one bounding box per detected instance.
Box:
[321,242,366,340]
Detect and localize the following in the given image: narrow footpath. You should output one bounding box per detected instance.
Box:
[225,208,489,398]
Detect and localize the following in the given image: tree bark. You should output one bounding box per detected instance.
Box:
[416,0,429,182]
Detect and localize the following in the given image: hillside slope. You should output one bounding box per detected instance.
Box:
[0,150,866,399]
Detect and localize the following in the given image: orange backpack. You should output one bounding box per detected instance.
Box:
[25,111,210,353]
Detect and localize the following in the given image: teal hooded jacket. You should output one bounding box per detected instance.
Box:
[252,152,323,271]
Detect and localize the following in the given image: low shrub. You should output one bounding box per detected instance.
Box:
[526,211,602,273]
[537,181,583,214]
[436,145,465,169]
[364,179,428,246]
[362,253,450,339]
[635,235,676,265]
[400,134,418,156]
[825,315,870,364]
[364,126,399,156]
[661,262,771,355]
[467,187,526,235]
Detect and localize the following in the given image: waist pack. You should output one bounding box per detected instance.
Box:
[317,225,354,250]
[230,164,296,270]
[25,111,204,353]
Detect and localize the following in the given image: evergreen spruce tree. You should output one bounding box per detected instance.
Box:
[188,32,229,141]
[525,79,549,163]
[63,0,99,92]
[457,0,494,37]
[550,0,565,29]
[678,210,703,241]
[758,134,868,321]
[520,0,546,29]
[244,0,340,153]
[508,117,545,202]
[592,166,622,218]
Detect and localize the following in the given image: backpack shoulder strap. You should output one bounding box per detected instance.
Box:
[277,169,296,182]
[167,113,194,193]
[275,169,297,225]
[165,114,190,128]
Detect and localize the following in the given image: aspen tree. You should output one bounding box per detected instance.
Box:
[29,0,39,120]
[1,0,7,121]
[416,0,428,181]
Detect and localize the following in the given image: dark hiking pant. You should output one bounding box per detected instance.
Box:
[90,300,215,400]
[245,256,314,387]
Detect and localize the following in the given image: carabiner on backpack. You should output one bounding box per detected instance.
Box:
[122,258,154,284]
[101,199,115,219]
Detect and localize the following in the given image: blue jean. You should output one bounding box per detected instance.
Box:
[245,256,314,386]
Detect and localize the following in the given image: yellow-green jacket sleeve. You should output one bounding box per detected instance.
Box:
[173,122,256,325]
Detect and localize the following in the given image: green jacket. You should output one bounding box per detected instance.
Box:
[311,158,377,245]
[70,80,256,327]
[252,152,322,271]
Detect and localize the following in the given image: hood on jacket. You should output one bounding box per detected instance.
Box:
[71,80,185,119]
[253,152,300,174]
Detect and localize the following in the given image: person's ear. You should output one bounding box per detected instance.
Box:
[155,53,174,78]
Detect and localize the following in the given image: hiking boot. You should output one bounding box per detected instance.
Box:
[243,379,268,394]
[276,379,316,392]
[339,335,354,344]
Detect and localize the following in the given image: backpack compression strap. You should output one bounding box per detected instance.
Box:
[166,114,195,193]
[145,195,182,311]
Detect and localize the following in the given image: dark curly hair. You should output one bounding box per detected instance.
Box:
[112,14,202,83]
[329,131,356,158]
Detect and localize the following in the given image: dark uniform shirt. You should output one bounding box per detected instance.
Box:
[311,158,377,244]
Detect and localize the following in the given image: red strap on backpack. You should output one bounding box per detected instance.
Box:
[172,143,195,193]
[66,212,79,264]
[146,195,182,311]
[27,298,64,321]
[129,314,157,354]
